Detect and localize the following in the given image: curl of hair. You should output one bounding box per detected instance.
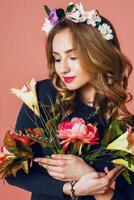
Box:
[46,18,133,122]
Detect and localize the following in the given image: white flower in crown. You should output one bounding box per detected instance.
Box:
[86,9,101,27]
[10,78,40,117]
[42,3,114,41]
[42,18,54,35]
[66,2,87,23]
[98,23,113,40]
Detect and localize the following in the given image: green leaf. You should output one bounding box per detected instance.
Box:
[66,4,74,12]
[112,150,128,159]
[122,169,132,184]
[44,5,51,15]
[102,120,127,146]
[56,9,65,19]
[128,158,131,168]
[86,144,91,152]
[16,141,33,155]
[7,147,17,154]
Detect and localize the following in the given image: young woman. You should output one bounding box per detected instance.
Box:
[6,3,134,200]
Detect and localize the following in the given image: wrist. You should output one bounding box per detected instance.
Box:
[63,182,71,195]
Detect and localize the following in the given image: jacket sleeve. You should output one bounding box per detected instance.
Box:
[5,80,69,199]
[111,170,134,200]
[88,149,134,199]
[6,162,66,199]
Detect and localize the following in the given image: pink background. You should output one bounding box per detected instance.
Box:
[0,0,134,199]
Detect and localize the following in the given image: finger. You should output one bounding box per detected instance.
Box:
[111,168,124,181]
[104,166,109,174]
[104,167,116,189]
[38,162,63,173]
[106,166,123,181]
[47,170,68,181]
[34,157,64,166]
[51,154,74,160]
[111,180,116,189]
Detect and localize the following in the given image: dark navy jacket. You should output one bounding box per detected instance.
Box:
[6,79,134,200]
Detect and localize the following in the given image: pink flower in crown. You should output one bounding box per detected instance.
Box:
[49,9,59,25]
[57,117,99,151]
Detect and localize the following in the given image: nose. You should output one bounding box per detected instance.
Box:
[60,59,70,74]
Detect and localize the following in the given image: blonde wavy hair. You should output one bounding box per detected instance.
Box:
[45,18,133,122]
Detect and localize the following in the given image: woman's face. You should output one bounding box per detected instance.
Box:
[52,28,92,91]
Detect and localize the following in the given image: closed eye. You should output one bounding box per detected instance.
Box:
[53,57,61,62]
[70,57,77,60]
[55,59,61,62]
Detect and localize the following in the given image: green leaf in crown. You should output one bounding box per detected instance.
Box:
[56,9,65,19]
[44,5,51,15]
[66,4,75,13]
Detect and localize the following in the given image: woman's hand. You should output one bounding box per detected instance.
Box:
[34,154,94,181]
[63,171,105,195]
[63,165,124,197]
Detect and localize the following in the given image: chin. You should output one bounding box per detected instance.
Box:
[65,84,81,91]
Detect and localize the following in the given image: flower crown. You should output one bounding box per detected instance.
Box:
[42,2,113,41]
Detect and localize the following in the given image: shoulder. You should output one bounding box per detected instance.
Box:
[36,79,57,104]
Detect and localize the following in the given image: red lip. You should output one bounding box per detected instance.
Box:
[63,76,75,83]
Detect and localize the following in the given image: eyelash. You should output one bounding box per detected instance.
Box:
[54,57,77,62]
[70,57,77,60]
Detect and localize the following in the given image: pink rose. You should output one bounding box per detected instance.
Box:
[58,121,73,130]
[57,117,99,151]
[71,117,85,125]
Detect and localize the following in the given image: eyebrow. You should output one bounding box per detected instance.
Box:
[53,48,75,55]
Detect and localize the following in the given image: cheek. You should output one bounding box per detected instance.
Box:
[55,65,60,75]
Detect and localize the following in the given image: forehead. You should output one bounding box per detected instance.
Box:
[52,29,74,53]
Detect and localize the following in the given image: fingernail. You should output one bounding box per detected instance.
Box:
[118,165,123,169]
[34,158,40,162]
[51,154,56,158]
[104,166,109,173]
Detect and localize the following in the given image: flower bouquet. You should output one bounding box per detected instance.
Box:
[0,130,34,179]
[0,78,134,185]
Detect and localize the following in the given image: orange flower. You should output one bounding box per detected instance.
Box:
[25,128,43,139]
[10,131,35,146]
[0,153,7,164]
[127,126,134,155]
[0,152,16,164]
[127,126,134,146]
